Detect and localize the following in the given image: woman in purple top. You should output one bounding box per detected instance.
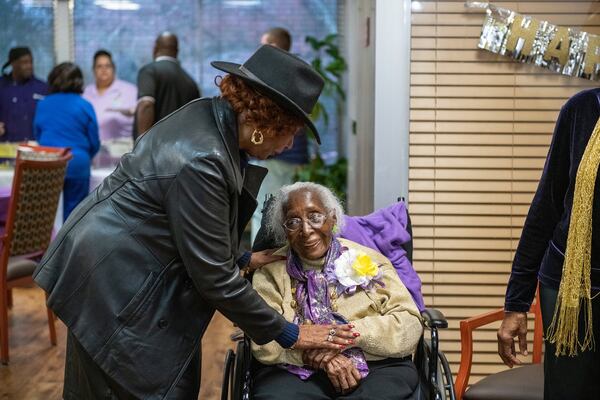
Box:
[34,62,100,221]
[83,50,137,167]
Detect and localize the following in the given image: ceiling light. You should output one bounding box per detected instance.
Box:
[223,0,262,7]
[20,0,53,7]
[94,0,140,11]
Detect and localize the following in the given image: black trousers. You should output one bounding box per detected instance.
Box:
[251,357,419,400]
[539,284,600,400]
[63,330,201,400]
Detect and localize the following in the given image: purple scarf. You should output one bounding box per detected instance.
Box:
[283,238,369,380]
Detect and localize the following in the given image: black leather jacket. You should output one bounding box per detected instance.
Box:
[33,97,287,399]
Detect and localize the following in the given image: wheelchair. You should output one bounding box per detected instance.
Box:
[221,198,456,400]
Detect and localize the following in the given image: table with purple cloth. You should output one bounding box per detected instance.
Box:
[0,186,11,227]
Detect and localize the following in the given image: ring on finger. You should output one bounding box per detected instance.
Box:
[329,328,337,336]
[326,334,334,342]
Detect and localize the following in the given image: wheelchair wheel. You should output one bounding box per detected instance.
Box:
[416,337,456,400]
[232,338,252,400]
[221,349,235,400]
[436,349,455,400]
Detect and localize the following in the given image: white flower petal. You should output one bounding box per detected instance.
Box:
[333,248,377,288]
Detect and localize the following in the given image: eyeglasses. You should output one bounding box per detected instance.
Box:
[283,212,328,232]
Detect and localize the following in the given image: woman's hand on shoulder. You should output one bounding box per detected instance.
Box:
[246,249,286,273]
[324,354,362,394]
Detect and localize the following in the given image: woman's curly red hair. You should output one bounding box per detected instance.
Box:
[218,74,304,138]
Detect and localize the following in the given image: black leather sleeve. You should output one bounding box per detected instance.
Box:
[164,155,287,344]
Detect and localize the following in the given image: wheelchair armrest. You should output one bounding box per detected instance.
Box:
[421,308,448,329]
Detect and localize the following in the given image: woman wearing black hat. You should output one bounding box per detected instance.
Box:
[32,45,358,399]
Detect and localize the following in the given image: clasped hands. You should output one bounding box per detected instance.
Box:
[302,349,362,394]
[245,250,362,393]
[293,324,361,393]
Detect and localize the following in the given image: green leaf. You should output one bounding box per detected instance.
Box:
[305,36,319,50]
[325,47,340,59]
[311,58,322,71]
[333,83,346,101]
[324,33,338,44]
[293,152,348,204]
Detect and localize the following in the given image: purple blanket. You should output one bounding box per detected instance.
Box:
[340,201,425,311]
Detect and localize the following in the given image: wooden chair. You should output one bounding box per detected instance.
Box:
[455,289,544,400]
[0,145,72,364]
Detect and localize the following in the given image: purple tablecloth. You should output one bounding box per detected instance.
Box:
[0,186,12,226]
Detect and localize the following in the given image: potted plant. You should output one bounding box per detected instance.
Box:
[296,33,348,203]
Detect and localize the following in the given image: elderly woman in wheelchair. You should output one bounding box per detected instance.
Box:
[250,182,423,399]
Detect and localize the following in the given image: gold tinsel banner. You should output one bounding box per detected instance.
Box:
[466,1,600,80]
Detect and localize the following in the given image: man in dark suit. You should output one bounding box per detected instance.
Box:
[133,32,200,138]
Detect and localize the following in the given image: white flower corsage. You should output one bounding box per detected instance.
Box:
[327,248,385,295]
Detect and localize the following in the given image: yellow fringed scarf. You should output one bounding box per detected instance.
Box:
[546,117,600,357]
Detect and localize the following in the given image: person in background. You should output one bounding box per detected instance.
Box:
[34,62,99,221]
[0,47,48,142]
[133,32,200,138]
[83,49,137,167]
[251,27,311,242]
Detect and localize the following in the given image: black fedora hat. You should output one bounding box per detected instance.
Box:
[211,45,324,144]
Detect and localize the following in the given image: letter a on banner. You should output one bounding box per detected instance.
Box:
[543,27,570,66]
[505,15,539,56]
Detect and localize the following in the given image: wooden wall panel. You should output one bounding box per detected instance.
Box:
[409,0,598,384]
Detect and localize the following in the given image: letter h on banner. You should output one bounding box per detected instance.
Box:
[584,35,600,76]
[505,14,539,56]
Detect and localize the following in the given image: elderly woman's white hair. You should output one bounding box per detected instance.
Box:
[266,182,345,244]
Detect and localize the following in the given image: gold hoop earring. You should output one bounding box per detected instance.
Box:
[251,129,264,145]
